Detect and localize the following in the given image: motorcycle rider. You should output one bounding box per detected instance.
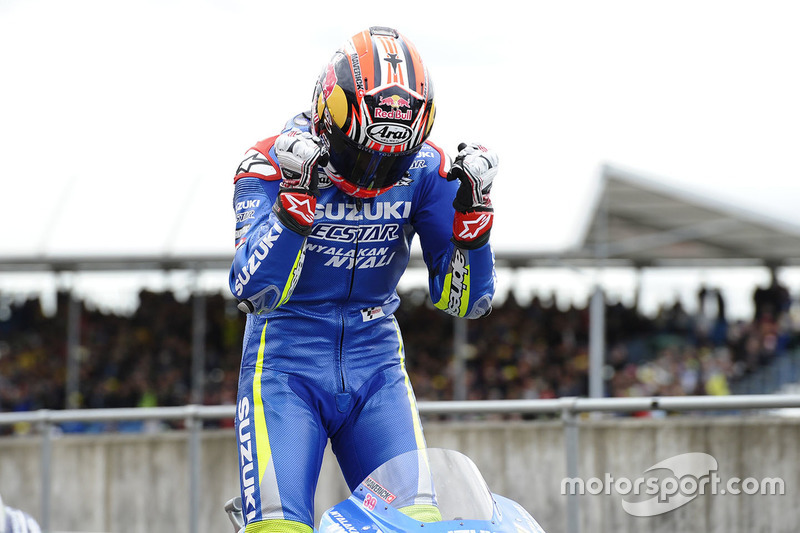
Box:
[229,26,498,533]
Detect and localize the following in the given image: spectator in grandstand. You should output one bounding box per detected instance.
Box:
[0,494,41,533]
[697,285,728,346]
[227,27,498,532]
[753,267,790,322]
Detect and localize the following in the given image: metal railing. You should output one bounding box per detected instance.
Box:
[2,394,800,533]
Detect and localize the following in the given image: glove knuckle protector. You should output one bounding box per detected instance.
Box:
[449,142,498,249]
[273,130,329,235]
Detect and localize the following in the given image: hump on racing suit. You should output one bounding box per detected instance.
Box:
[229,111,496,319]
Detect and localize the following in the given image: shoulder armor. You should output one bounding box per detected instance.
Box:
[424,141,451,178]
[234,112,313,184]
[233,136,280,183]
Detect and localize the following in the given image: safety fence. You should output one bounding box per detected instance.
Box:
[2,394,800,533]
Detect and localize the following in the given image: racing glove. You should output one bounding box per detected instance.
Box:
[272,129,329,235]
[447,142,499,249]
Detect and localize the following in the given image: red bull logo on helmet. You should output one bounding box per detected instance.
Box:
[374,94,413,121]
[378,95,411,108]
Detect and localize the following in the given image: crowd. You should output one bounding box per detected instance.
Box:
[400,281,797,402]
[1,276,798,432]
[0,291,243,419]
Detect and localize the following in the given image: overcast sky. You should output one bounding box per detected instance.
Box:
[2,0,800,316]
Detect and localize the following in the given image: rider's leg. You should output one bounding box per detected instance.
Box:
[236,353,326,532]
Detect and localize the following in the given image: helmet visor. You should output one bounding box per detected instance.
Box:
[325,124,420,191]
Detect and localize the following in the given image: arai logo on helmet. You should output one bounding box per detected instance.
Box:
[366,123,412,146]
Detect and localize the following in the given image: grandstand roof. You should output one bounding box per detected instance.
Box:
[2,165,799,272]
[564,164,800,268]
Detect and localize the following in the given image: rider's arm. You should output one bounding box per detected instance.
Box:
[228,139,308,315]
[411,144,496,319]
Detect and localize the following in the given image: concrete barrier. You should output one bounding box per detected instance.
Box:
[1,416,798,533]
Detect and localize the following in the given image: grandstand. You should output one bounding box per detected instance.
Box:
[4,164,800,409]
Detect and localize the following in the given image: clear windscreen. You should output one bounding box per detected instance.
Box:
[357,448,496,521]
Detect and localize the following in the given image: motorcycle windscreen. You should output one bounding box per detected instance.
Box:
[358,447,495,521]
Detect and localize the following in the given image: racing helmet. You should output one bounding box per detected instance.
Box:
[311,26,436,198]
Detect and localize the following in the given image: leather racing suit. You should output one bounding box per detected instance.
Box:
[229,112,496,531]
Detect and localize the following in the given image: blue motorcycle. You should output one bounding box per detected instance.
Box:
[226,448,547,533]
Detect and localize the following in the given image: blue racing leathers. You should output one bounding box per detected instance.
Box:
[228,113,496,532]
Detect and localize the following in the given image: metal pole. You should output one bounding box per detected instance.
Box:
[0,394,799,428]
[187,408,201,533]
[561,398,580,533]
[453,317,468,401]
[38,413,52,533]
[191,292,206,405]
[588,286,605,398]
[65,292,81,409]
[589,170,609,399]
